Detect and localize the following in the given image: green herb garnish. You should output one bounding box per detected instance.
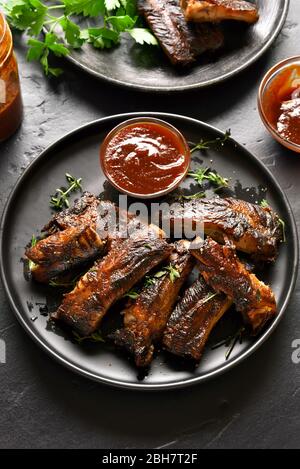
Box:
[177,192,206,201]
[73,330,105,344]
[144,275,156,287]
[190,129,231,153]
[145,264,181,286]
[28,234,37,271]
[260,199,269,208]
[164,264,181,283]
[211,327,245,361]
[188,167,229,190]
[50,173,82,210]
[278,218,286,243]
[123,288,140,299]
[2,0,158,76]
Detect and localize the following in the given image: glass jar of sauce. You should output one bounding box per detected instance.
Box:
[0,12,23,143]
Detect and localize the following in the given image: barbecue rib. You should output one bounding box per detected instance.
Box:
[113,240,194,367]
[191,237,277,333]
[26,192,165,283]
[138,0,224,66]
[162,196,282,262]
[163,276,232,361]
[181,0,259,24]
[27,225,106,284]
[53,236,172,336]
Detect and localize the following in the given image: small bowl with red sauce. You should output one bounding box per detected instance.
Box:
[258,56,300,153]
[100,118,191,198]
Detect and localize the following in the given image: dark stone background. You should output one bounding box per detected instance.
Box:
[0,1,299,450]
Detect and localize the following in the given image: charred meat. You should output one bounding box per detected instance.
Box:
[191,237,277,333]
[113,240,195,367]
[26,193,165,283]
[181,0,259,24]
[26,224,105,284]
[162,196,282,262]
[53,236,172,336]
[163,276,232,361]
[138,0,224,66]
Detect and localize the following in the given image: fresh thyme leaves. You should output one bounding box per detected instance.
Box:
[278,218,286,243]
[49,278,75,288]
[211,327,245,361]
[50,173,82,210]
[164,264,181,283]
[2,0,158,76]
[73,330,105,344]
[188,167,229,190]
[123,288,140,299]
[177,191,206,201]
[144,275,156,287]
[260,199,269,208]
[190,129,231,153]
[28,235,37,271]
[143,243,152,250]
[225,328,245,361]
[145,264,181,286]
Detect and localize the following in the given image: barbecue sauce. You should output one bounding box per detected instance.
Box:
[0,14,23,143]
[263,64,300,146]
[101,121,190,196]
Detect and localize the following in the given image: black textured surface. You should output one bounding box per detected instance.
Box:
[0,1,300,449]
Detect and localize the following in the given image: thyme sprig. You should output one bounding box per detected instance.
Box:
[211,327,245,361]
[50,173,82,210]
[190,129,231,153]
[188,167,229,191]
[28,234,37,271]
[73,330,105,344]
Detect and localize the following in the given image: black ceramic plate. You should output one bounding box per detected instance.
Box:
[64,0,289,91]
[0,113,298,390]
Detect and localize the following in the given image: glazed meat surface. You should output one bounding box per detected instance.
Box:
[26,192,164,283]
[53,236,172,336]
[113,240,195,367]
[26,225,105,283]
[191,237,277,333]
[163,276,232,361]
[42,192,102,233]
[181,0,259,24]
[138,0,223,66]
[162,196,282,262]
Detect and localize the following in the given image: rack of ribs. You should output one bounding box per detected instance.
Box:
[191,237,277,333]
[138,0,224,66]
[181,0,259,24]
[161,196,282,262]
[163,276,232,361]
[52,235,172,336]
[113,240,195,367]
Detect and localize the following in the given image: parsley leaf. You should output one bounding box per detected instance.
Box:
[59,17,85,48]
[62,0,105,17]
[88,27,119,48]
[4,0,159,75]
[106,14,136,32]
[128,28,158,45]
[105,0,121,10]
[5,0,48,36]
